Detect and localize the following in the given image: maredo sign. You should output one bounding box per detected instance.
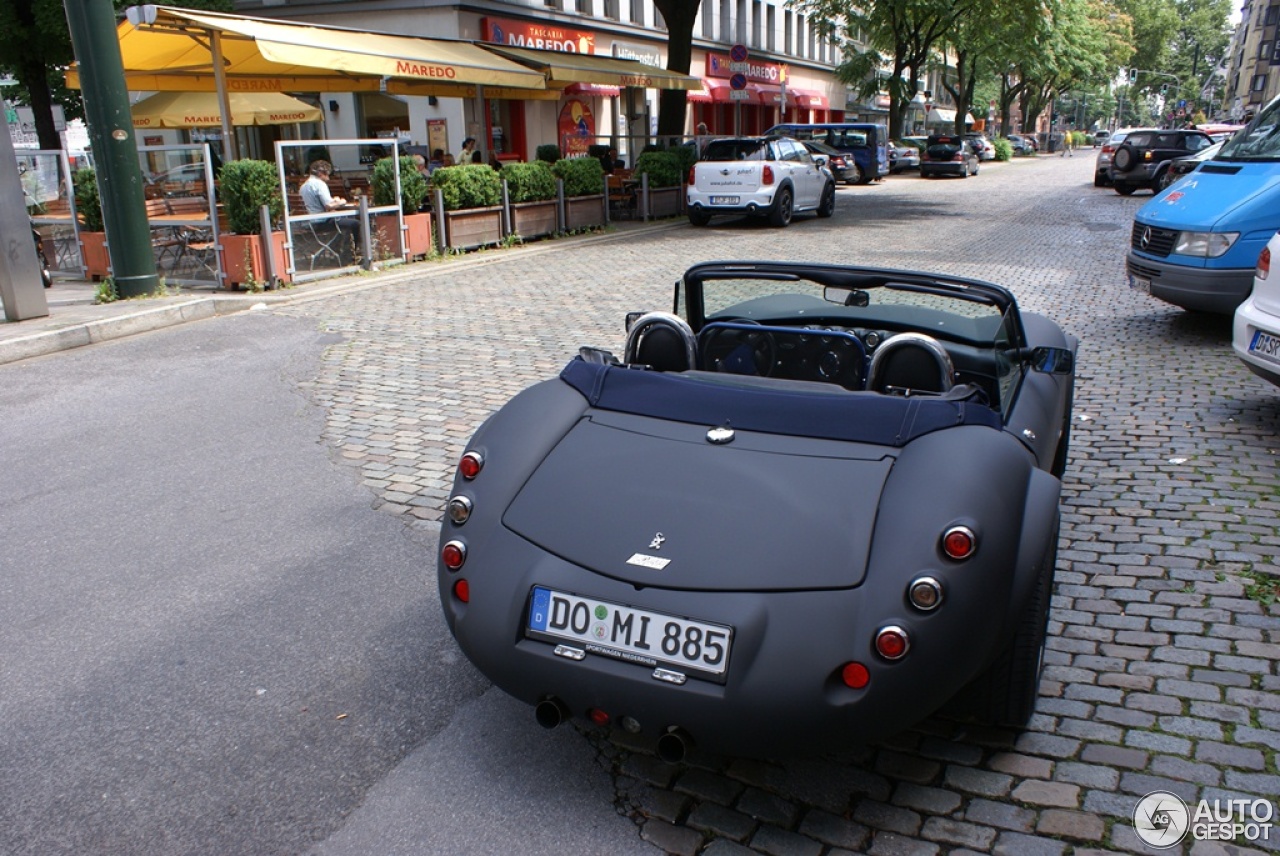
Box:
[482,17,595,53]
[705,52,785,84]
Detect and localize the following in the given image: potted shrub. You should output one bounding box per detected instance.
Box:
[372,155,432,259]
[535,144,562,164]
[634,150,685,219]
[73,167,110,281]
[431,164,503,251]
[217,159,289,289]
[501,161,558,240]
[552,157,606,231]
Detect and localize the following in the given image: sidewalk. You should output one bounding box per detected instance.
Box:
[0,218,674,366]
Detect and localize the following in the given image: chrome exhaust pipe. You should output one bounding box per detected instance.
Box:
[535,697,570,729]
[656,727,694,764]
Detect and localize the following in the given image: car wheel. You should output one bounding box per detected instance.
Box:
[688,209,712,227]
[973,162,980,176]
[768,187,793,227]
[850,164,864,185]
[1113,145,1136,172]
[817,183,836,218]
[1156,168,1176,191]
[1114,183,1136,196]
[949,517,1057,729]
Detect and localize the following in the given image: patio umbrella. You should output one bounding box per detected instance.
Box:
[131,90,322,129]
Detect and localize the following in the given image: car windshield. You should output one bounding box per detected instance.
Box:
[703,140,769,161]
[1218,99,1280,161]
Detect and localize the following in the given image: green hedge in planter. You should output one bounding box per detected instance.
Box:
[552,157,604,197]
[430,164,502,210]
[634,150,684,188]
[372,155,429,214]
[501,161,557,202]
[536,144,562,164]
[219,159,284,235]
[992,138,1013,161]
[73,167,104,232]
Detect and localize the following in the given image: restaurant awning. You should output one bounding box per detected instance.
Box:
[482,44,701,91]
[68,6,548,94]
[131,90,322,128]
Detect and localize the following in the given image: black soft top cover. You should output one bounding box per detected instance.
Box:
[560,359,1002,445]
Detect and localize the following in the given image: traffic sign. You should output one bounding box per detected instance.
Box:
[730,44,748,63]
[730,72,748,90]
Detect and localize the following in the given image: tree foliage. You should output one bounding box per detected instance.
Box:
[0,0,231,150]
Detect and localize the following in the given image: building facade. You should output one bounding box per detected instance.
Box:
[1223,0,1280,121]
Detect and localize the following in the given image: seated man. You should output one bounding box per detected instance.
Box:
[301,160,361,264]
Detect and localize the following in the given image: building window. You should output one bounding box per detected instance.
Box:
[1252,72,1269,91]
[766,4,776,51]
[701,0,714,38]
[720,0,732,42]
[752,0,762,48]
[736,0,747,44]
[1266,4,1279,25]
[602,0,618,19]
[784,9,792,55]
[1262,40,1273,60]
[576,0,592,14]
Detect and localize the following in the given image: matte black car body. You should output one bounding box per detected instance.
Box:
[1109,129,1214,195]
[438,262,1077,759]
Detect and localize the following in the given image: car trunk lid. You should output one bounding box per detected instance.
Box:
[503,413,892,592]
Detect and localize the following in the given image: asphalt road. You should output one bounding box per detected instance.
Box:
[2,152,1277,856]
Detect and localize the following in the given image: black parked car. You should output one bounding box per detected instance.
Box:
[1109,129,1215,195]
[437,260,1077,759]
[921,135,980,177]
[799,139,859,185]
[1159,140,1223,191]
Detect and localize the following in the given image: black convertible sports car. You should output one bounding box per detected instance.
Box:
[438,261,1077,760]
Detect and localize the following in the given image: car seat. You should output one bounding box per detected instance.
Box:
[623,312,697,372]
[867,332,955,395]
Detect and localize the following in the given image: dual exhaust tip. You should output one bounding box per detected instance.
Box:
[534,697,694,764]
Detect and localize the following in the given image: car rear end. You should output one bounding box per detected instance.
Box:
[921,136,969,177]
[1234,231,1280,386]
[687,139,779,217]
[1095,130,1133,186]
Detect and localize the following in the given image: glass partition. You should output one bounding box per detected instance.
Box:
[136,144,220,287]
[21,149,82,279]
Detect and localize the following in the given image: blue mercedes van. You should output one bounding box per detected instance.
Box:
[1126,95,1280,314]
[765,123,890,184]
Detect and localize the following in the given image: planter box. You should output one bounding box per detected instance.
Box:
[79,231,110,281]
[564,194,606,231]
[510,199,559,240]
[404,212,433,258]
[444,205,503,251]
[372,212,433,260]
[643,185,684,219]
[218,231,291,290]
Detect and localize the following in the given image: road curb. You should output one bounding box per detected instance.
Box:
[0,219,680,367]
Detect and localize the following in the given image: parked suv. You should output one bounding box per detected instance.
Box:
[1095,128,1137,187]
[1110,129,1215,195]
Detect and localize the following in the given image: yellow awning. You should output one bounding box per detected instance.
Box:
[131,90,322,128]
[482,45,701,91]
[67,5,547,93]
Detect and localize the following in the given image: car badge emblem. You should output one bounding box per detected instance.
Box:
[707,426,735,444]
[1140,226,1152,249]
[649,533,666,550]
[719,168,730,176]
[627,532,671,570]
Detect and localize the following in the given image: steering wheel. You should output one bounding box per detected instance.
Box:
[699,320,777,377]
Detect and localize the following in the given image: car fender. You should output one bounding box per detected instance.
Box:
[865,425,1043,698]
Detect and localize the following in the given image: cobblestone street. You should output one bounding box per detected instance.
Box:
[277,153,1279,856]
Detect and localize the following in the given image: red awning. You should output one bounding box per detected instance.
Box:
[788,89,828,110]
[687,80,713,103]
[564,82,621,97]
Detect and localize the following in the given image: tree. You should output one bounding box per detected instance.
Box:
[652,0,700,140]
[0,0,231,151]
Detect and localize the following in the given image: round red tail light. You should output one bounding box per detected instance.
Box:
[875,626,910,660]
[453,579,470,603]
[458,451,484,480]
[441,539,467,570]
[942,525,976,560]
[588,708,611,726]
[841,662,870,689]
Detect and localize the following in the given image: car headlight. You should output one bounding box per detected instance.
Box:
[1175,231,1239,258]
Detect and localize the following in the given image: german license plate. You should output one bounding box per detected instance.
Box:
[710,195,740,205]
[1129,274,1151,293]
[527,586,732,678]
[1249,329,1280,363]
